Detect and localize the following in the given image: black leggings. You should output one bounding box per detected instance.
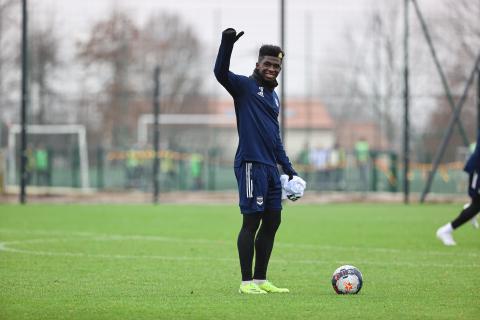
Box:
[452,196,480,229]
[237,210,281,281]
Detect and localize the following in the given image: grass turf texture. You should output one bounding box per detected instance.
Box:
[0,203,478,320]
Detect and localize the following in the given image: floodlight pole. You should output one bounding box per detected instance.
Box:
[305,11,312,144]
[280,0,286,143]
[20,0,28,204]
[152,66,160,204]
[403,0,410,204]
[477,67,480,131]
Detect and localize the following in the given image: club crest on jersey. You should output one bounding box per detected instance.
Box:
[256,196,264,206]
[257,87,264,97]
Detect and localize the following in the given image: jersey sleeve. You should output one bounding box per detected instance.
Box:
[213,34,244,97]
[274,127,297,177]
[272,93,297,176]
[464,129,480,173]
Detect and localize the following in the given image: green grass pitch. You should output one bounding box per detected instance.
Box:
[0,203,479,319]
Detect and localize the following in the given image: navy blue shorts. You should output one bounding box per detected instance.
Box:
[468,171,480,199]
[234,162,282,214]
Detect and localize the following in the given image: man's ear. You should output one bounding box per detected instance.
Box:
[255,62,260,69]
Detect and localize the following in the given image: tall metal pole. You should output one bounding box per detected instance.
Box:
[477,67,480,132]
[152,66,160,204]
[403,0,410,204]
[280,0,286,143]
[305,11,312,144]
[373,12,382,149]
[20,0,28,204]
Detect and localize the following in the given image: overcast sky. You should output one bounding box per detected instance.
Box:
[29,0,447,104]
[34,0,381,97]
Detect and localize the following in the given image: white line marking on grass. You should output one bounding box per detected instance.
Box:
[0,229,97,237]
[1,228,479,260]
[0,239,478,268]
[0,239,236,261]
[276,242,480,258]
[0,229,228,245]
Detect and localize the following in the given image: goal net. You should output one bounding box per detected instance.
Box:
[6,124,90,192]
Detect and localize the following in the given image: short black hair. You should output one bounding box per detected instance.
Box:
[258,45,284,61]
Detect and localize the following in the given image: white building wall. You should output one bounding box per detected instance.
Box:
[150,125,335,164]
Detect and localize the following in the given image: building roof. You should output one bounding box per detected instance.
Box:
[209,98,334,129]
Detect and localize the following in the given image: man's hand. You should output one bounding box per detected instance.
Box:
[280,164,297,182]
[222,28,244,43]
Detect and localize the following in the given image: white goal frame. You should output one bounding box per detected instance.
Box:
[137,113,233,144]
[7,124,90,190]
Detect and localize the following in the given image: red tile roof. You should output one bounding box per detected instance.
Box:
[209,98,334,129]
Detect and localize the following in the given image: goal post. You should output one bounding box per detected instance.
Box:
[7,124,90,190]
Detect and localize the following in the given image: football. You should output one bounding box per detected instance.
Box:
[331,265,363,294]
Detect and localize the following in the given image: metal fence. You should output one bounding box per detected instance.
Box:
[2,146,469,196]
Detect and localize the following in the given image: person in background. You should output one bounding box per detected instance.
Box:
[161,150,177,191]
[125,148,139,189]
[330,143,346,191]
[297,143,311,184]
[469,141,476,154]
[310,145,329,190]
[436,130,480,245]
[26,146,35,185]
[355,137,370,192]
[190,153,203,190]
[34,144,50,186]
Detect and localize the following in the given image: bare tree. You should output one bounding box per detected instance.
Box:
[77,9,139,147]
[77,9,205,148]
[137,12,203,114]
[321,3,406,151]
[134,12,207,150]
[28,17,60,124]
[0,0,20,125]
[444,0,480,60]
[422,0,480,161]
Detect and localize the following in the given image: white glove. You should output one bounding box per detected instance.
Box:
[280,175,307,201]
[280,175,289,200]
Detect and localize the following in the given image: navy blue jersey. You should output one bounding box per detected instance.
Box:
[214,34,296,176]
[464,129,480,174]
[467,170,479,198]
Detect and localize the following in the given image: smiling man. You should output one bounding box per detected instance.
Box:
[214,28,299,294]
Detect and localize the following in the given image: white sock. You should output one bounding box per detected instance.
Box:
[439,223,453,233]
[253,279,266,285]
[241,280,253,286]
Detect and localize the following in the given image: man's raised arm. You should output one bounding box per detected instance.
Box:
[214,28,244,96]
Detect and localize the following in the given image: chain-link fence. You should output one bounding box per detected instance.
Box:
[2,140,471,196]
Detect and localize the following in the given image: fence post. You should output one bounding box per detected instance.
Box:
[71,146,80,188]
[96,146,104,189]
[370,151,378,192]
[389,152,398,193]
